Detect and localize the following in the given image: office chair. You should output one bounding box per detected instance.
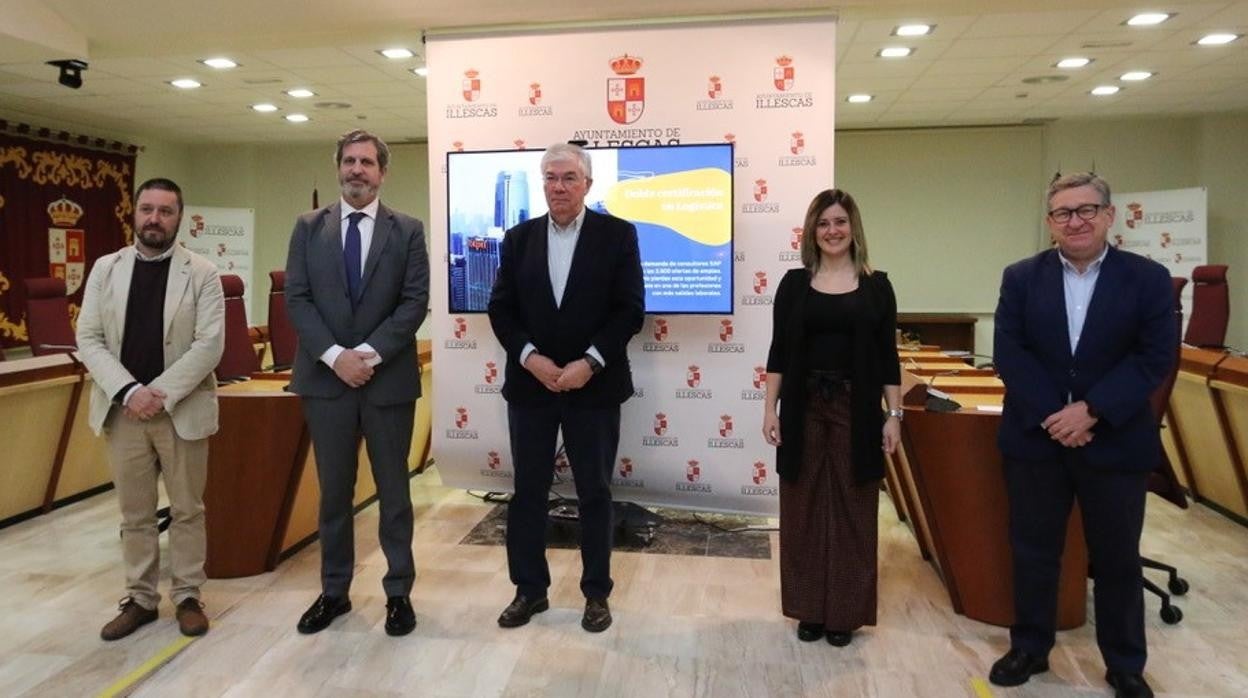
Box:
[1184,265,1229,348]
[215,274,260,382]
[1140,276,1191,624]
[24,277,77,356]
[266,270,297,371]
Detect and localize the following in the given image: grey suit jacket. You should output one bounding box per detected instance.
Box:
[75,244,226,439]
[284,201,429,405]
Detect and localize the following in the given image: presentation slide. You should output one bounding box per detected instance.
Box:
[446,143,734,314]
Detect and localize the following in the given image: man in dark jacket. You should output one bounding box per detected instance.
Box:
[488,142,644,633]
[990,172,1175,698]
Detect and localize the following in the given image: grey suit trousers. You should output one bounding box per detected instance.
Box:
[303,391,416,598]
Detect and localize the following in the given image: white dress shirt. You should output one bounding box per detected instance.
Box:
[519,208,605,368]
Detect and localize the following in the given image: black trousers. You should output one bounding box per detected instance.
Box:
[303,393,416,598]
[506,400,620,600]
[1004,452,1150,673]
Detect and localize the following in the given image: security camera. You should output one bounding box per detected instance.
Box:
[47,59,88,89]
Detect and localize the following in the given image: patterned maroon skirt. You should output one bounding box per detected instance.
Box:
[779,375,879,631]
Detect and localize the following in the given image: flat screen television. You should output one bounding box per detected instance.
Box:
[446,143,734,314]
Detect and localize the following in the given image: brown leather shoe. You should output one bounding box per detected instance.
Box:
[100,597,158,641]
[176,598,210,636]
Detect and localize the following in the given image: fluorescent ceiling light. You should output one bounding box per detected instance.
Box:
[379,48,414,59]
[1091,85,1121,96]
[1126,13,1171,26]
[251,103,278,112]
[1120,71,1153,81]
[285,114,309,122]
[894,24,932,37]
[846,94,873,103]
[169,78,201,89]
[878,47,913,58]
[411,66,429,77]
[200,57,237,69]
[1197,33,1240,46]
[1056,57,1092,69]
[286,88,315,98]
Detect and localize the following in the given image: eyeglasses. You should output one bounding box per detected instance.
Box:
[1048,203,1104,224]
[543,173,584,187]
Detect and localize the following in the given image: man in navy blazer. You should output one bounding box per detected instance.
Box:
[989,173,1175,698]
[285,129,429,637]
[488,143,644,633]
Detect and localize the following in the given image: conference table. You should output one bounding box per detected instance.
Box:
[0,341,434,580]
[206,341,434,577]
[1164,346,1248,523]
[886,357,1089,629]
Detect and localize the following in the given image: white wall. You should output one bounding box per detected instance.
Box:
[112,112,1246,352]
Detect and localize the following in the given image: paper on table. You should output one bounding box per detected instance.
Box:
[976,404,1003,413]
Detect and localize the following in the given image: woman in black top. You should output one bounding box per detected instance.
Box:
[761,188,902,647]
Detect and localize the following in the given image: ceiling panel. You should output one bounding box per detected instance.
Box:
[0,0,1245,144]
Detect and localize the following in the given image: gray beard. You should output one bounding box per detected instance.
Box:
[341,181,377,203]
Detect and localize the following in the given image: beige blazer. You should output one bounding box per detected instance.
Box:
[75,244,225,440]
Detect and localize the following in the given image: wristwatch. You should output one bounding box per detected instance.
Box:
[583,354,604,375]
[886,408,904,421]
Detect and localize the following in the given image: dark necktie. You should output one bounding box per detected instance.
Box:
[344,211,365,303]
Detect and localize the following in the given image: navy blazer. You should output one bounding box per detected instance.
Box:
[285,201,430,405]
[487,209,645,408]
[993,246,1175,471]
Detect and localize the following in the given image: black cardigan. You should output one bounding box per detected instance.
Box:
[765,268,901,483]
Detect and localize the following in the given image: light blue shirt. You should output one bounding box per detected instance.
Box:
[1059,244,1109,355]
[519,208,604,368]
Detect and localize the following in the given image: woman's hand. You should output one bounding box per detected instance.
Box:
[882,416,901,455]
[762,412,782,446]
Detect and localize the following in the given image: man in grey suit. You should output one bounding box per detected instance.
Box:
[76,178,224,640]
[285,129,429,637]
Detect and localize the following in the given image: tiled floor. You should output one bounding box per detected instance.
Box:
[1,465,1245,697]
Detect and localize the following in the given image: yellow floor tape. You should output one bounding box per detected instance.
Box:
[971,677,995,698]
[96,635,196,698]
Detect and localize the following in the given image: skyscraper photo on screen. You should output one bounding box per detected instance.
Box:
[446,143,734,314]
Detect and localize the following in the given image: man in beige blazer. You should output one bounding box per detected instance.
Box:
[76,178,225,640]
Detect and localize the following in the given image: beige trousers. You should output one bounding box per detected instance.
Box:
[105,409,208,609]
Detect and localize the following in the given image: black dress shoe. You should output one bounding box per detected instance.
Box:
[582,597,612,633]
[826,630,853,647]
[796,622,824,642]
[297,594,351,634]
[385,596,416,637]
[988,648,1049,687]
[1106,671,1154,698]
[497,594,550,628]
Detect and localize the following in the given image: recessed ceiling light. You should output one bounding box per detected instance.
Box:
[894,24,932,37]
[1091,85,1121,96]
[378,48,414,59]
[285,114,309,122]
[251,103,278,112]
[411,66,429,77]
[1197,33,1240,46]
[1120,71,1153,81]
[286,88,315,98]
[1055,57,1092,69]
[200,57,238,70]
[878,47,913,58]
[169,78,201,89]
[846,94,873,103]
[1126,13,1171,26]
